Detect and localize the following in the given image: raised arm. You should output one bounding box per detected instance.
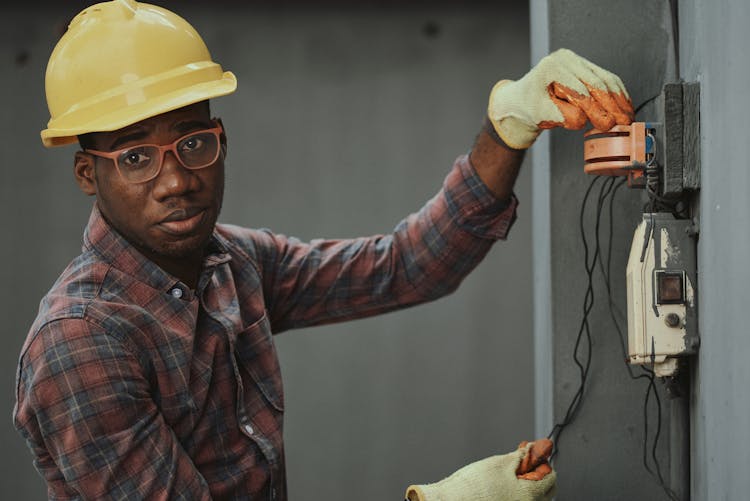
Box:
[238,146,516,334]
[244,48,633,334]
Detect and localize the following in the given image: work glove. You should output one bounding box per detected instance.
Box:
[404,439,557,501]
[488,48,634,149]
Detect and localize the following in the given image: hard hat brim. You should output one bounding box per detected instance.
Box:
[41,70,237,148]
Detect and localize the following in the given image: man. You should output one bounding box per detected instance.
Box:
[13,1,633,499]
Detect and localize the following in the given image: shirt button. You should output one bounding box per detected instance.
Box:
[170,287,183,299]
[243,423,254,435]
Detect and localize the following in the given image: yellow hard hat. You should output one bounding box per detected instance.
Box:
[41,0,237,147]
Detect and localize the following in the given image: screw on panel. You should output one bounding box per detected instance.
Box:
[664,313,681,327]
[688,336,701,351]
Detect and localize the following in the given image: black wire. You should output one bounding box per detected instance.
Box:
[598,178,627,325]
[600,178,649,377]
[598,181,679,501]
[548,171,679,500]
[643,369,679,501]
[669,0,680,78]
[547,175,610,458]
[636,0,680,119]
[635,94,660,116]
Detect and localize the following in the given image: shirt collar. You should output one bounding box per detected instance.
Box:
[82,203,231,294]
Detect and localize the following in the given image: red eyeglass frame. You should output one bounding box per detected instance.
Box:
[85,121,225,184]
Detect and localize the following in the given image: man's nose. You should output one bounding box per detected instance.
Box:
[151,151,199,199]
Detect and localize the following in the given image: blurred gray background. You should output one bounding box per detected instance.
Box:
[1,2,533,499]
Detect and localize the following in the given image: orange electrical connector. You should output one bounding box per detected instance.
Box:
[583,122,649,187]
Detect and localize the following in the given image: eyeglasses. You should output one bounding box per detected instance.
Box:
[85,122,224,184]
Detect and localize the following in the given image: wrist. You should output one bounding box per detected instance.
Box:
[469,120,525,202]
[487,79,541,150]
[482,116,525,152]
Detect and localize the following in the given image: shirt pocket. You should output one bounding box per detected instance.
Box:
[234,313,284,412]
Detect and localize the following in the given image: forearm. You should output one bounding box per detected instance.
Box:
[469,116,526,202]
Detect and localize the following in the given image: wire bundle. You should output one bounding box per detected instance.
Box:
[546,175,679,500]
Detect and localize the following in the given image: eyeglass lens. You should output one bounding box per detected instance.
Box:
[117,131,219,182]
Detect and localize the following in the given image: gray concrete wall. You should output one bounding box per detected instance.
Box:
[1,3,533,499]
[532,1,679,499]
[679,1,750,499]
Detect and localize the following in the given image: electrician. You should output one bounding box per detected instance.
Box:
[13,0,633,499]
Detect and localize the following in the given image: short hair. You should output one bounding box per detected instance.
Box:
[77,132,97,151]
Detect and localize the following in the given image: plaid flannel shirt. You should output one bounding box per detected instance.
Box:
[14,154,517,500]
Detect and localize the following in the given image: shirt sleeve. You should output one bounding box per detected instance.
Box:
[252,154,518,333]
[13,319,212,501]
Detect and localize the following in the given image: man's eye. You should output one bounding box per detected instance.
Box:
[180,136,205,152]
[119,149,151,169]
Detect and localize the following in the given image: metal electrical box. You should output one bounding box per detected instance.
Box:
[626,213,699,376]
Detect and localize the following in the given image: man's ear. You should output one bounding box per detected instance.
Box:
[74,151,97,196]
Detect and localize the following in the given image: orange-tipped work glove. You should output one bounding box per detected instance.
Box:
[488,48,634,149]
[405,439,556,501]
